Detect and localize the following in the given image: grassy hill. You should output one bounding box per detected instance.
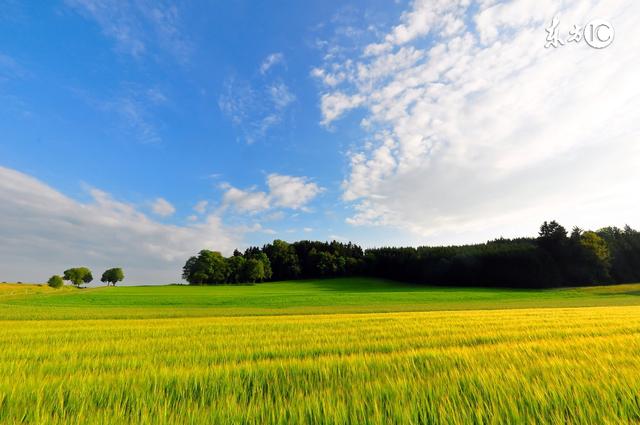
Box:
[0,282,77,300]
[2,277,640,319]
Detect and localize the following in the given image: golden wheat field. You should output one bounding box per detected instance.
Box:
[1,303,640,424]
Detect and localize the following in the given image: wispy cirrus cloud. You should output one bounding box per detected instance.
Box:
[314,0,640,243]
[260,52,284,74]
[218,59,296,144]
[65,0,192,62]
[64,1,185,144]
[75,83,168,144]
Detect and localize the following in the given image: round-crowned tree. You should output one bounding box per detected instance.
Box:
[63,267,93,287]
[47,275,64,289]
[101,268,125,286]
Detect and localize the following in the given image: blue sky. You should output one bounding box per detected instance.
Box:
[0,1,395,238]
[1,0,639,283]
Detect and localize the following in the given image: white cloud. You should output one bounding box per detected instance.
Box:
[250,223,277,235]
[267,174,324,210]
[151,197,175,217]
[320,92,364,126]
[311,67,347,87]
[221,184,271,214]
[260,52,284,74]
[221,174,324,214]
[317,0,640,243]
[0,166,242,283]
[379,0,468,49]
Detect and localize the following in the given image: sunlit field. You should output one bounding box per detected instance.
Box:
[0,283,76,300]
[1,279,640,423]
[3,278,640,319]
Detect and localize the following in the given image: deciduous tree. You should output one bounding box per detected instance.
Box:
[63,267,93,287]
[47,275,63,288]
[242,258,265,283]
[182,250,229,285]
[101,268,124,286]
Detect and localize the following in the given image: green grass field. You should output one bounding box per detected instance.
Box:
[2,278,640,423]
[3,277,640,320]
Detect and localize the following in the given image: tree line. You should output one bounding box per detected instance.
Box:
[182,221,640,288]
[47,267,124,288]
[182,240,365,285]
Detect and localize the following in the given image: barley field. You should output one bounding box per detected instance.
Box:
[1,280,640,424]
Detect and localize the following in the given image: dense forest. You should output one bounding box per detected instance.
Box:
[182,221,640,288]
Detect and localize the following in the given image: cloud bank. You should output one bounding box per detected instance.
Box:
[315,0,640,243]
[0,166,241,284]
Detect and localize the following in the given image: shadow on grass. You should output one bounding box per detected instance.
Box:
[595,290,640,297]
[303,277,502,294]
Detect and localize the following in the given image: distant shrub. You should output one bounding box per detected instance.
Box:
[47,275,64,289]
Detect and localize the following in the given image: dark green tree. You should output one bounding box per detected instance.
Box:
[538,221,568,251]
[309,250,338,276]
[263,240,300,280]
[598,226,640,282]
[182,250,229,285]
[247,252,272,281]
[581,231,610,266]
[101,268,124,286]
[226,255,246,283]
[242,258,265,283]
[181,221,640,289]
[47,275,64,289]
[63,267,93,287]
